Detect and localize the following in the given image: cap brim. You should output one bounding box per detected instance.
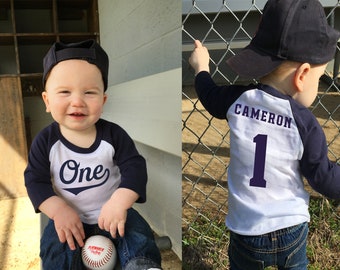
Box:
[226,45,284,79]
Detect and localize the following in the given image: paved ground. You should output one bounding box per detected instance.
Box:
[0,196,181,270]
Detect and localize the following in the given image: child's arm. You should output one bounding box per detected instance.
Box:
[39,196,85,250]
[98,188,139,238]
[189,40,210,75]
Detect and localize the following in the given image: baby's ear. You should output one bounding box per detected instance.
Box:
[293,63,311,92]
[41,91,51,113]
[103,94,108,105]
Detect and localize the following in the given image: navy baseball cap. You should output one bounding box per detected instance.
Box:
[43,39,109,91]
[227,0,340,79]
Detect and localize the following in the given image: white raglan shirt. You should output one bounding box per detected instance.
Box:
[194,71,340,236]
[49,140,121,224]
[24,119,148,225]
[226,89,309,235]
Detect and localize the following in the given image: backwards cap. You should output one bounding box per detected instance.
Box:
[227,0,340,79]
[43,39,109,91]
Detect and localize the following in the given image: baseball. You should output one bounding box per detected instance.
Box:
[81,235,117,270]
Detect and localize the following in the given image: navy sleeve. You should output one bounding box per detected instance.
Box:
[103,121,148,203]
[194,71,250,119]
[294,105,340,199]
[24,127,57,212]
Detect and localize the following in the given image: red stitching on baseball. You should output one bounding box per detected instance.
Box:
[82,237,114,269]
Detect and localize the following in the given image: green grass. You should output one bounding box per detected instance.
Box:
[183,197,340,269]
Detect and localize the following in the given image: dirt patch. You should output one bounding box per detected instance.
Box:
[0,197,40,270]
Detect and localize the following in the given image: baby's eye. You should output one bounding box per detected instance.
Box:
[85,90,99,95]
[58,90,70,94]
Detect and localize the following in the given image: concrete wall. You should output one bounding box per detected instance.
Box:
[98,0,182,258]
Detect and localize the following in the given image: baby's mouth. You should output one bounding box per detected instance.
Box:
[70,112,86,117]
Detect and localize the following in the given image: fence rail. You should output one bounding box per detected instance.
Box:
[182,1,340,269]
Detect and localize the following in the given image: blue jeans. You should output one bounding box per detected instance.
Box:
[228,222,309,270]
[40,208,162,270]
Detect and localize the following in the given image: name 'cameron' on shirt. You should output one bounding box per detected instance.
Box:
[234,103,292,129]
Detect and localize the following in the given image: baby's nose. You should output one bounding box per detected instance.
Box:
[71,94,86,107]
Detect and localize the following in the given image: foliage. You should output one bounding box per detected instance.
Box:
[183,197,340,270]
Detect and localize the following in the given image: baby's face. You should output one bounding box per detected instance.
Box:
[42,59,107,133]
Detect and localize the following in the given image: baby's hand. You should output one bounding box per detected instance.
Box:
[189,40,210,74]
[53,205,85,250]
[98,200,127,238]
[98,188,138,238]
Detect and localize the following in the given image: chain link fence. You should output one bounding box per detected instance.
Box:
[182,1,340,269]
